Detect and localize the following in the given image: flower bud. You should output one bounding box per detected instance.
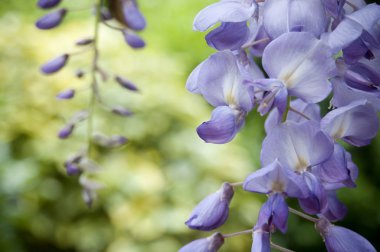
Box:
[37,0,61,9]
[179,232,224,252]
[111,107,133,117]
[185,183,234,231]
[56,89,75,100]
[40,54,69,74]
[36,8,67,30]
[108,0,146,31]
[93,134,128,148]
[122,30,145,49]
[58,123,74,139]
[100,6,113,21]
[64,162,82,176]
[75,69,85,78]
[75,38,94,46]
[115,75,139,91]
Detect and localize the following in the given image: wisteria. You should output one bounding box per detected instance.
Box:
[182,0,380,251]
[36,0,146,207]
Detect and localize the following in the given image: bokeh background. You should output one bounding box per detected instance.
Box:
[0,1,379,251]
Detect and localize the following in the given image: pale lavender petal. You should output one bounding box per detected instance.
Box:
[263,0,326,39]
[197,51,254,111]
[206,22,250,51]
[262,32,335,103]
[185,183,234,231]
[36,8,67,30]
[179,232,224,252]
[271,193,289,233]
[261,121,333,173]
[321,100,379,146]
[186,61,205,94]
[197,106,245,144]
[56,89,75,100]
[193,0,256,31]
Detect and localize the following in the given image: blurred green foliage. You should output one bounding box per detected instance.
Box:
[0,1,379,252]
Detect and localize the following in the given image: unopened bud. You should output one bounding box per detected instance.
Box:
[36,8,67,30]
[40,54,69,74]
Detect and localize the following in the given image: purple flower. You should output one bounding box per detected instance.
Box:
[36,8,67,30]
[316,217,376,252]
[321,100,379,146]
[37,0,61,9]
[205,22,250,51]
[321,191,348,222]
[186,51,259,143]
[179,232,224,252]
[115,75,139,91]
[185,183,234,231]
[258,32,336,105]
[40,54,69,74]
[122,30,145,49]
[261,121,333,173]
[256,193,289,233]
[298,172,327,215]
[56,89,75,100]
[93,134,128,148]
[193,0,257,32]
[263,0,327,39]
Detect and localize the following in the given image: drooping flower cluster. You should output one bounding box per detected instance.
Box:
[36,0,146,207]
[182,0,380,251]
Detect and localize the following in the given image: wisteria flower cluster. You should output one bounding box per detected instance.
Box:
[36,0,146,207]
[182,0,380,251]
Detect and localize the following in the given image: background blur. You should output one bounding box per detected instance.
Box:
[0,1,379,251]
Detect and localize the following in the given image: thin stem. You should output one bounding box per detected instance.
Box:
[281,96,291,123]
[87,0,102,157]
[229,182,244,187]
[69,47,93,56]
[345,1,358,11]
[288,106,311,120]
[222,229,252,238]
[288,207,318,222]
[102,21,124,31]
[271,242,295,252]
[242,37,270,49]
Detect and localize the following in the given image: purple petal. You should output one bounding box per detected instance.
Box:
[263,0,326,39]
[40,54,69,74]
[185,183,233,231]
[193,0,256,31]
[313,144,350,184]
[37,0,61,9]
[121,0,146,31]
[298,172,327,215]
[262,32,335,103]
[58,124,74,139]
[36,8,67,30]
[179,232,224,252]
[316,219,376,252]
[196,51,254,111]
[243,159,306,198]
[332,77,380,111]
[251,229,270,252]
[186,61,204,94]
[197,106,245,144]
[206,22,250,51]
[261,121,333,173]
[56,89,75,100]
[321,100,379,146]
[122,30,145,49]
[322,191,347,222]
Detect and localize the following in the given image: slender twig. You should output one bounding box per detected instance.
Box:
[288,106,311,120]
[271,242,295,252]
[87,1,101,157]
[222,229,252,238]
[288,207,318,222]
[242,37,270,49]
[102,21,124,31]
